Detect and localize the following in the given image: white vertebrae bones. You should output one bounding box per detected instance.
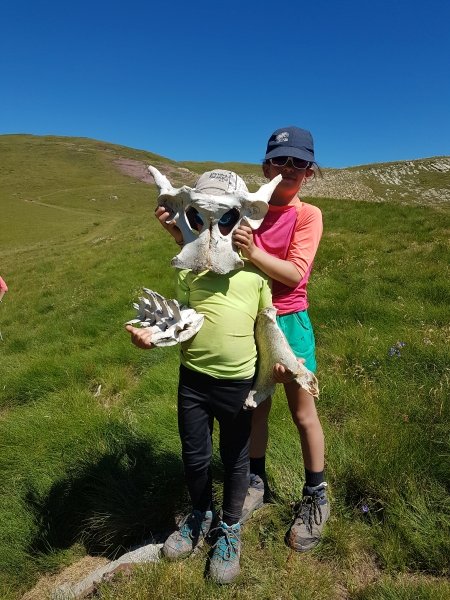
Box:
[245,307,319,409]
[127,288,204,347]
[148,165,282,274]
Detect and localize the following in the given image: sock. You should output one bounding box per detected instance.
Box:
[305,468,325,488]
[222,514,240,526]
[250,456,266,479]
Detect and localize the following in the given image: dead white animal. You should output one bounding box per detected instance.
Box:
[126,288,204,347]
[244,307,319,409]
[128,291,319,407]
[148,165,282,274]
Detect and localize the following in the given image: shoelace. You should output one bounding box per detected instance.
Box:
[293,493,324,534]
[210,525,240,560]
[179,512,202,541]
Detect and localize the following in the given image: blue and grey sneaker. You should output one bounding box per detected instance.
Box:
[286,482,329,552]
[163,509,214,560]
[209,521,241,584]
[240,474,265,524]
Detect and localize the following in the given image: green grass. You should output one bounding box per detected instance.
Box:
[0,135,449,599]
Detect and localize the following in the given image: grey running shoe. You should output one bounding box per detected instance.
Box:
[286,482,329,552]
[240,474,264,524]
[163,509,214,559]
[209,521,241,584]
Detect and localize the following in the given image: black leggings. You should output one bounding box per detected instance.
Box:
[177,365,253,525]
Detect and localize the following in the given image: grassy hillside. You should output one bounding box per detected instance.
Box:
[0,135,449,599]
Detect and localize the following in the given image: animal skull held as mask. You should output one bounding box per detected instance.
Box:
[148,165,282,274]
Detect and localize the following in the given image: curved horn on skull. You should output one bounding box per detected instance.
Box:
[247,174,282,204]
[243,174,282,229]
[148,165,175,194]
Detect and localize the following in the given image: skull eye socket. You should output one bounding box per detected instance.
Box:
[185,206,204,233]
[218,208,240,235]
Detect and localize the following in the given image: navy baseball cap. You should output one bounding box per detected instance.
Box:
[265,126,315,163]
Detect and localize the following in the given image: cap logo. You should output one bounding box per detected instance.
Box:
[276,132,289,143]
[209,172,230,182]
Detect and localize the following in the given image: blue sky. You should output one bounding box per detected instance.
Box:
[1,0,449,168]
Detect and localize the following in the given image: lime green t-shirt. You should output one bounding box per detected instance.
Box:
[177,263,272,380]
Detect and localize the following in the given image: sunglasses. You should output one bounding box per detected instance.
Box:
[268,156,311,170]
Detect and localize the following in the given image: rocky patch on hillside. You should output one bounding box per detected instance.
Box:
[271,158,450,205]
[114,158,197,189]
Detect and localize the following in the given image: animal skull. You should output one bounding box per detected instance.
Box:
[148,165,281,274]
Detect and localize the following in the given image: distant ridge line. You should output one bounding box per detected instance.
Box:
[1,134,449,206]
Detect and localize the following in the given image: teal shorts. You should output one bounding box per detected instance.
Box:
[276,310,317,373]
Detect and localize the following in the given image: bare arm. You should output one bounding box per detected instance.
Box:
[233,224,301,288]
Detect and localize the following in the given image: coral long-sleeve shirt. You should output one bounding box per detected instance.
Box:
[253,198,322,314]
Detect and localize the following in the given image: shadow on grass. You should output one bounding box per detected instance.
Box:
[27,439,186,559]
